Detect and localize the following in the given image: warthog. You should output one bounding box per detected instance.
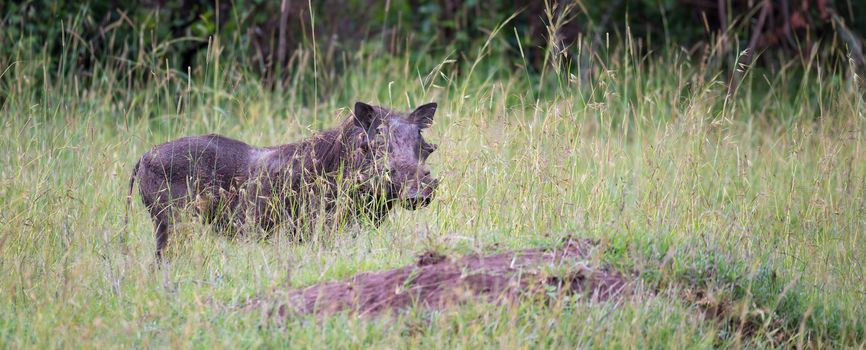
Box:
[127,102,439,260]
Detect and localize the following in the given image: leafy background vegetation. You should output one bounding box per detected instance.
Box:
[1,0,865,348]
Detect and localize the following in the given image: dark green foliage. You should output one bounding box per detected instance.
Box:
[3,0,862,84]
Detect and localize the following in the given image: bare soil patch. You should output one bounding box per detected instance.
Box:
[246,237,630,318]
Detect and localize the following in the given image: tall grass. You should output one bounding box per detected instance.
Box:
[1,8,865,348]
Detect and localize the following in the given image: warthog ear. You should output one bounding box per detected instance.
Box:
[353,102,377,131]
[409,102,437,129]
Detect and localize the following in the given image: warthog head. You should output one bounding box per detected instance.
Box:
[352,102,439,210]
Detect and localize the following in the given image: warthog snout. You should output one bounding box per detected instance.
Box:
[400,172,438,210]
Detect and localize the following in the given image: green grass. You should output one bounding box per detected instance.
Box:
[2,15,866,348]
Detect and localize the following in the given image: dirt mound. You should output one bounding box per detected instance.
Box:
[247,237,629,318]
